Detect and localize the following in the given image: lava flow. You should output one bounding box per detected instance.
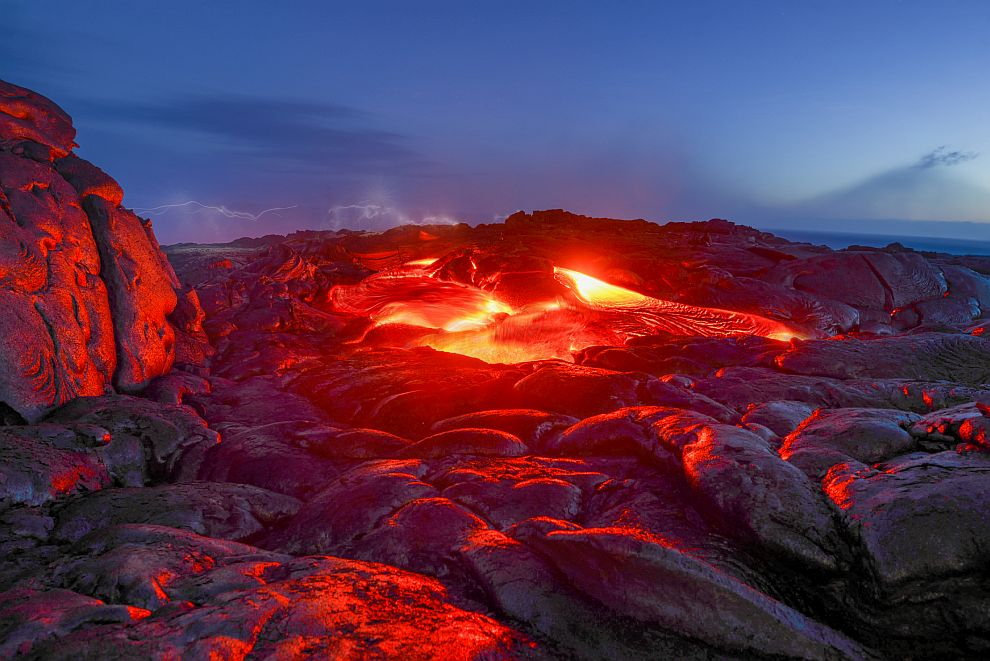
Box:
[329,260,805,363]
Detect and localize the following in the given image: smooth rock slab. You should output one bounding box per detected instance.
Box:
[0,587,147,658]
[429,455,613,496]
[268,463,436,555]
[680,424,842,571]
[776,333,990,384]
[197,421,340,499]
[2,421,145,488]
[443,476,583,530]
[781,408,920,478]
[695,366,990,413]
[52,482,301,543]
[464,526,706,660]
[46,394,219,482]
[766,251,945,312]
[399,427,530,458]
[46,524,287,610]
[512,363,647,418]
[676,276,860,335]
[823,451,990,588]
[0,430,110,510]
[302,427,411,459]
[576,335,786,377]
[548,406,705,466]
[577,468,766,590]
[53,154,123,206]
[193,375,333,428]
[941,264,990,313]
[430,408,579,451]
[292,347,525,437]
[742,400,816,437]
[522,526,869,659]
[349,497,491,595]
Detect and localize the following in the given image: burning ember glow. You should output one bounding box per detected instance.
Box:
[330,260,804,363]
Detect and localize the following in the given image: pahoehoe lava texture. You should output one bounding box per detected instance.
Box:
[3,79,990,659]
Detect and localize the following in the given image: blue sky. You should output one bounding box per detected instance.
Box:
[2,0,988,243]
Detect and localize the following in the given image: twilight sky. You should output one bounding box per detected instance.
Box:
[2,0,989,244]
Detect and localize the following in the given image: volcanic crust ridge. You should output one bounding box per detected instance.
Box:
[3,78,990,659]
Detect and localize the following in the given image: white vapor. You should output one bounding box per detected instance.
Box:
[327,203,407,224]
[325,203,457,230]
[133,200,298,221]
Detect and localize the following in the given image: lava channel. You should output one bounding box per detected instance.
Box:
[329,261,806,363]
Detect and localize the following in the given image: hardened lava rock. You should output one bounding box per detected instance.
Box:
[0,80,186,421]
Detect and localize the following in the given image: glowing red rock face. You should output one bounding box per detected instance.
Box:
[330,259,806,363]
[0,79,181,421]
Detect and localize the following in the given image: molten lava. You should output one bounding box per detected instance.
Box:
[330,261,804,363]
[557,267,648,307]
[555,267,802,341]
[330,270,512,333]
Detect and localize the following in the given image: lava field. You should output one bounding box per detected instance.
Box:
[3,78,990,659]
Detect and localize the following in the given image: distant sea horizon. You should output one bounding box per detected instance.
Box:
[761,227,990,256]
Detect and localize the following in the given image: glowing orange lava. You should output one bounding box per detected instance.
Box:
[403,258,441,268]
[330,262,806,363]
[555,267,801,342]
[556,267,648,307]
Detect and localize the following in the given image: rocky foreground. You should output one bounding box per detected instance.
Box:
[3,79,990,659]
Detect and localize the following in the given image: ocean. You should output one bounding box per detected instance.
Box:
[762,228,990,256]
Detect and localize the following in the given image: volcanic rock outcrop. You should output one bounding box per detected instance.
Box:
[3,80,990,659]
[0,80,181,422]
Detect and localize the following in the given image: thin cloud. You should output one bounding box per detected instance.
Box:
[916,146,979,169]
[774,146,990,223]
[73,93,429,176]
